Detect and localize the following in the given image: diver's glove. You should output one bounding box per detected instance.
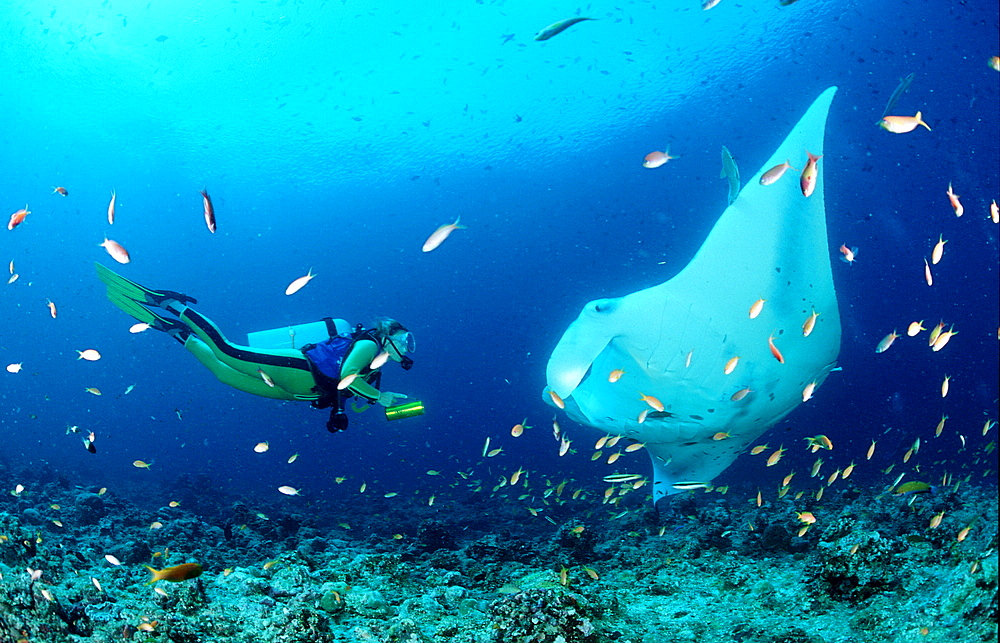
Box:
[377,392,408,407]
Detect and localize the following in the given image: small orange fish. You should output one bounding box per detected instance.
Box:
[46,300,57,318]
[759,159,797,186]
[7,205,30,231]
[923,258,933,286]
[730,387,752,402]
[749,444,768,455]
[804,434,834,451]
[801,381,816,402]
[929,511,944,529]
[608,369,625,383]
[768,334,784,364]
[642,149,678,169]
[100,238,130,264]
[796,511,816,524]
[549,390,566,409]
[931,235,946,265]
[879,112,931,133]
[145,563,203,584]
[257,368,275,387]
[946,183,963,217]
[748,298,765,319]
[713,431,731,440]
[723,356,740,375]
[107,190,116,225]
[799,150,822,197]
[991,200,999,223]
[766,445,786,467]
[511,418,529,437]
[907,320,925,337]
[931,326,957,352]
[839,244,857,264]
[802,310,819,337]
[85,387,102,396]
[638,392,664,412]
[866,440,876,460]
[52,186,68,196]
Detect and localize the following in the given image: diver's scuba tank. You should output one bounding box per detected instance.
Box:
[385,401,425,421]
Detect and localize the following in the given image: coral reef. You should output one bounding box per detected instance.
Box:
[0,462,995,643]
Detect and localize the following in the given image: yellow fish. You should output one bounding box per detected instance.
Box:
[879,112,931,133]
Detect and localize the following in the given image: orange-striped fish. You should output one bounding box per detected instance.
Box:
[799,150,822,197]
[768,334,785,364]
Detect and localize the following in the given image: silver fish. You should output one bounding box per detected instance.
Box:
[879,72,915,122]
[720,146,740,205]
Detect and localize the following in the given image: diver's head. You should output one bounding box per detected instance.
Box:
[373,318,415,370]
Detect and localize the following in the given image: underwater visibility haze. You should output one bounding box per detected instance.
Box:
[0,1,998,642]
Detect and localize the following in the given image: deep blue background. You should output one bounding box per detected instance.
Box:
[1,1,996,513]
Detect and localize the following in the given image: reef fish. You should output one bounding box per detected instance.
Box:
[145,563,203,584]
[200,189,216,233]
[534,17,595,41]
[422,217,465,252]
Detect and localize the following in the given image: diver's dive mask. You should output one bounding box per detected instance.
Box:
[386,331,415,370]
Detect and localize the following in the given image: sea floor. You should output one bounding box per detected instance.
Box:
[0,465,996,643]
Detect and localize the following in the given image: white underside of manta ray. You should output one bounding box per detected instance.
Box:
[544,87,842,503]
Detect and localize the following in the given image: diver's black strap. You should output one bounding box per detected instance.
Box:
[321,317,338,338]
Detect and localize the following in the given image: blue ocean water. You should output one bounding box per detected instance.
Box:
[1,0,996,513]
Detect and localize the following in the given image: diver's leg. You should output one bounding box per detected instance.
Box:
[183,336,300,400]
[168,305,319,400]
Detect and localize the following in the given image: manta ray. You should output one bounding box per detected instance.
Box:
[544,87,842,503]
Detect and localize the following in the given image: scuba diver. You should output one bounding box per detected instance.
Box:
[95,263,422,432]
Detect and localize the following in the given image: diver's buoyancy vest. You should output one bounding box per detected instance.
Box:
[302,320,381,408]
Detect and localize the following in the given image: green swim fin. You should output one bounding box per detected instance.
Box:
[95,262,196,307]
[95,263,196,331]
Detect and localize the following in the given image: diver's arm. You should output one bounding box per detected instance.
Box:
[340,339,381,401]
